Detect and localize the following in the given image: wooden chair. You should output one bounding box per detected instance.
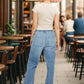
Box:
[1,46,19,84]
[0,64,7,84]
[73,41,84,80]
[12,42,27,84]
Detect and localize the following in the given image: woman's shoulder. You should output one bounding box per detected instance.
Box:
[34,3,46,8]
[65,20,74,23]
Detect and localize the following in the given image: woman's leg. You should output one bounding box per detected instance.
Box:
[60,31,66,51]
[24,31,44,84]
[61,36,66,51]
[43,46,56,84]
[43,31,56,84]
[24,46,43,84]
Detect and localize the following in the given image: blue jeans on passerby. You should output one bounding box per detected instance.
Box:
[24,30,56,84]
[65,32,74,43]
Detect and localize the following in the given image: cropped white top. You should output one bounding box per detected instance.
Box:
[32,3,59,30]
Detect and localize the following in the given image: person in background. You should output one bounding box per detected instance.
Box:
[60,15,66,52]
[24,0,60,84]
[74,12,84,35]
[64,14,74,43]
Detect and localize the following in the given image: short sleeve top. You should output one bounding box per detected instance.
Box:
[32,3,60,30]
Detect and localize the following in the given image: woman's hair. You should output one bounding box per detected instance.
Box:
[60,15,65,21]
[60,15,65,25]
[66,14,72,20]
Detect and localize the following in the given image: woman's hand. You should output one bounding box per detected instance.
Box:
[56,42,60,50]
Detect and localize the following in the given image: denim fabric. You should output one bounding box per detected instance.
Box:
[24,30,56,84]
[65,32,74,43]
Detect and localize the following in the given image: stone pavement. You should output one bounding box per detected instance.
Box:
[20,51,84,84]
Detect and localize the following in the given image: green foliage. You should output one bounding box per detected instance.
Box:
[17,30,21,34]
[4,21,15,36]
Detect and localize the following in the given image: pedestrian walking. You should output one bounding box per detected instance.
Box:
[24,0,60,84]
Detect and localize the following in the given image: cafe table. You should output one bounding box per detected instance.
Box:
[13,34,31,38]
[67,35,84,60]
[13,34,31,45]
[0,40,6,44]
[0,36,23,46]
[67,35,84,39]
[76,40,84,44]
[0,46,14,51]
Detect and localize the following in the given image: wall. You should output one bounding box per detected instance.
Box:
[0,0,8,34]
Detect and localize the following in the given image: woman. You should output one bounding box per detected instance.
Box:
[24,0,60,84]
[64,14,74,43]
[60,15,66,52]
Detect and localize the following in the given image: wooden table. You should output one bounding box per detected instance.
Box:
[0,36,23,45]
[0,36,23,40]
[76,40,84,44]
[0,40,6,44]
[67,35,84,60]
[0,46,14,51]
[67,35,84,39]
[13,34,31,38]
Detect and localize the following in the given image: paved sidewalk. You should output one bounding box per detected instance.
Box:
[21,51,84,84]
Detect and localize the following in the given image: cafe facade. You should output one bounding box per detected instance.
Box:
[0,0,62,36]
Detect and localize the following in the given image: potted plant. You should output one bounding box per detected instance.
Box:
[4,21,15,36]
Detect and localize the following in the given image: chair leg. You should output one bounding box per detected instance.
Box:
[0,73,3,84]
[74,57,77,71]
[2,71,6,84]
[14,63,17,83]
[79,58,84,80]
[73,53,77,71]
[13,64,17,84]
[18,55,22,84]
[21,54,25,77]
[24,49,28,70]
[9,65,14,84]
[75,57,79,77]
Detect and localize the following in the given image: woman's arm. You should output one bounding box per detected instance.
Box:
[31,12,38,44]
[64,21,67,33]
[54,14,60,48]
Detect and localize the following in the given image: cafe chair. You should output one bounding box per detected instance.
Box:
[0,64,8,84]
[79,55,84,80]
[73,43,84,80]
[12,42,27,84]
[2,46,19,84]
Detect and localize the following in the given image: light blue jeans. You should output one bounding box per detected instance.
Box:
[24,30,56,84]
